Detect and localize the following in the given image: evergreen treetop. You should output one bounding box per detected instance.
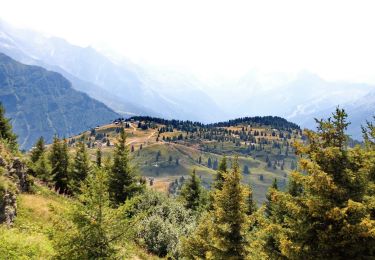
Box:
[31,136,46,163]
[214,156,227,190]
[0,103,18,151]
[50,136,70,194]
[109,128,144,206]
[264,108,375,259]
[180,169,204,211]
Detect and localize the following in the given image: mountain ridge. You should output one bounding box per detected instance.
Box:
[0,52,119,149]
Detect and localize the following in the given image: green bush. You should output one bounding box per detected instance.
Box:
[124,190,196,258]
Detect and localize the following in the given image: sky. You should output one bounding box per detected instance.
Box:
[0,0,375,83]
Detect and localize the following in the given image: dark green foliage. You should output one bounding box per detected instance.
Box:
[54,168,127,259]
[264,178,278,219]
[70,141,91,194]
[50,137,70,194]
[290,160,296,170]
[130,115,300,131]
[183,157,249,258]
[180,169,205,211]
[156,150,161,162]
[96,148,102,167]
[263,108,375,259]
[33,153,51,182]
[214,156,227,190]
[287,176,303,197]
[109,129,144,206]
[243,164,250,175]
[0,102,17,151]
[247,182,256,216]
[30,137,45,163]
[207,157,212,168]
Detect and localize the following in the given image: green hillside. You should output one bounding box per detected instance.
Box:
[66,116,301,204]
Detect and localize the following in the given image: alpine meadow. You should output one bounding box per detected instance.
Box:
[0,1,375,259]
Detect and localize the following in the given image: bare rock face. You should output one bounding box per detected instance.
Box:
[0,156,6,167]
[0,189,17,226]
[9,157,31,192]
[0,156,32,226]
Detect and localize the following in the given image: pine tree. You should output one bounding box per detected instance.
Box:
[243,164,250,175]
[50,137,70,193]
[184,157,249,258]
[246,181,256,216]
[210,156,249,258]
[268,108,375,259]
[96,148,102,167]
[214,156,227,190]
[213,159,218,170]
[34,153,51,182]
[287,173,303,197]
[70,141,91,194]
[362,118,375,220]
[108,128,144,206]
[180,169,204,211]
[264,178,278,218]
[54,168,127,259]
[207,157,212,168]
[0,102,17,151]
[31,136,45,163]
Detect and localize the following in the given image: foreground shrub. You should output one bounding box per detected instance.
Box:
[124,190,195,258]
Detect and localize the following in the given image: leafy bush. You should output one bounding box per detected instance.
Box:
[124,190,196,258]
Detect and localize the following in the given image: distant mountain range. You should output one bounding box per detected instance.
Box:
[0,19,224,123]
[0,19,374,141]
[0,53,118,149]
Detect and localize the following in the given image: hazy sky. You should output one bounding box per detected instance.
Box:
[1,0,374,83]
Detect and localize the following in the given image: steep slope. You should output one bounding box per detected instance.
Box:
[0,53,119,149]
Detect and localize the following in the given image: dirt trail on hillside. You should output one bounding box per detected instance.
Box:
[127,129,157,146]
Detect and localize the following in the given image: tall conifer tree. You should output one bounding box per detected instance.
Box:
[183,156,249,258]
[31,136,45,163]
[266,108,375,259]
[214,156,227,190]
[180,169,204,211]
[108,128,144,206]
[54,168,126,258]
[70,141,91,194]
[96,148,102,167]
[50,137,70,193]
[0,103,17,151]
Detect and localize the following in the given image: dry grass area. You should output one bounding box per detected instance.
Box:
[148,177,175,193]
[16,189,70,229]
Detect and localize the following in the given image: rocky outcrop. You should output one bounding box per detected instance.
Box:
[9,158,31,192]
[0,156,32,226]
[0,189,17,226]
